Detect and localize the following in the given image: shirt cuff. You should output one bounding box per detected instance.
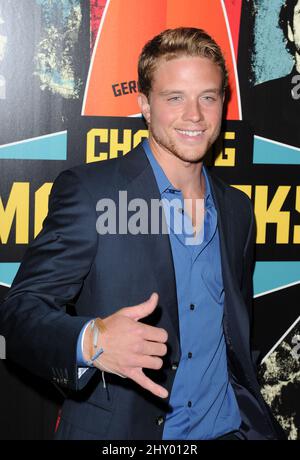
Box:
[76,319,94,366]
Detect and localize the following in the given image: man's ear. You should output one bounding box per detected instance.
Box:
[288,21,294,43]
[138,93,151,124]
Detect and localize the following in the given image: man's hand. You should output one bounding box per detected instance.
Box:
[83,293,169,399]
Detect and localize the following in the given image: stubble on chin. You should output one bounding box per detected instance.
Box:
[149,126,209,164]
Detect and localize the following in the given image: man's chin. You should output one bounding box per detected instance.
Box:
[173,150,207,164]
[150,136,207,163]
[174,144,208,162]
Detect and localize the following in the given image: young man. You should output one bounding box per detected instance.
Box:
[0,28,285,440]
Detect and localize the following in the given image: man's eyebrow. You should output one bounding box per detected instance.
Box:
[158,90,185,96]
[201,88,222,94]
[159,88,221,96]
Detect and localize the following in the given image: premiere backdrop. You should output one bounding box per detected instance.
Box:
[0,0,299,439]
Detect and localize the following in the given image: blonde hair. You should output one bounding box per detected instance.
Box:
[138,27,228,97]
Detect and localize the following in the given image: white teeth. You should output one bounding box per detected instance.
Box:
[176,129,203,137]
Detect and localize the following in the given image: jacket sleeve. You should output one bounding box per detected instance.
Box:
[0,169,98,391]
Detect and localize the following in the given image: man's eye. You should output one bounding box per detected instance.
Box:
[168,96,182,101]
[203,96,216,102]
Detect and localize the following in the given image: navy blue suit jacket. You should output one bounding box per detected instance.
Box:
[0,144,285,439]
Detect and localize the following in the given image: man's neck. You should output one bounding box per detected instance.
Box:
[149,140,205,198]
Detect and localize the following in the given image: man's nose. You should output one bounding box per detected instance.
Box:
[182,100,204,122]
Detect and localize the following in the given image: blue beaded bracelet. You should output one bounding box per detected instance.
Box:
[86,319,104,366]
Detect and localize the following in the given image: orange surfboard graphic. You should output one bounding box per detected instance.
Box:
[83,0,240,120]
[224,0,242,60]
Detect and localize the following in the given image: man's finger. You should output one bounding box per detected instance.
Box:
[139,341,168,357]
[120,292,159,321]
[126,354,164,370]
[140,323,168,343]
[130,368,169,399]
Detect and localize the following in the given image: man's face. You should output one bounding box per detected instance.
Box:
[138,56,224,165]
[288,0,300,54]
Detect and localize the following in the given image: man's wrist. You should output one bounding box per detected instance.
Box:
[83,318,106,365]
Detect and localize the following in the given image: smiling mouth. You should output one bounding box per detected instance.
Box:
[175,129,204,137]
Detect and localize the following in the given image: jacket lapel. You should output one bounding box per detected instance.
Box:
[118,146,180,355]
[207,172,251,359]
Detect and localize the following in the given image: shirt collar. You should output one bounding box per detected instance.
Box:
[142,138,214,207]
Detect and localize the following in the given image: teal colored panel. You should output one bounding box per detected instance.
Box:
[0,263,20,287]
[254,261,300,296]
[0,132,67,160]
[253,136,300,165]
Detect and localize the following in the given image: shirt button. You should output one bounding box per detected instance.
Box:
[188,401,192,408]
[171,362,178,371]
[188,352,192,359]
[178,207,184,214]
[190,304,195,310]
[155,416,165,426]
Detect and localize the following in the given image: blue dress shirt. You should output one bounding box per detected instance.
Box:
[143,139,241,440]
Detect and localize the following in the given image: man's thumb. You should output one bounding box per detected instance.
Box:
[122,292,159,321]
